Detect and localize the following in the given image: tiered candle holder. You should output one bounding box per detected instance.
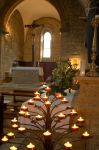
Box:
[1,85,93,150]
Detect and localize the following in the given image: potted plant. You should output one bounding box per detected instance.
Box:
[47,59,78,94]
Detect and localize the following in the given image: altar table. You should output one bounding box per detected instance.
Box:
[12,67,44,84]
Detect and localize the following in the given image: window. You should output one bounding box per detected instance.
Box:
[41,31,52,58]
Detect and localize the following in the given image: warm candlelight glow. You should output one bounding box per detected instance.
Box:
[42,95,48,101]
[77,117,84,123]
[58,113,65,119]
[45,86,51,92]
[43,131,51,136]
[27,142,35,149]
[12,124,18,129]
[45,101,51,107]
[18,127,26,133]
[55,93,63,99]
[34,91,40,96]
[24,111,30,118]
[7,132,14,139]
[34,95,41,100]
[82,131,90,139]
[19,110,25,116]
[11,118,17,123]
[21,105,28,111]
[70,109,77,115]
[28,99,34,105]
[64,141,72,149]
[35,115,43,120]
[1,136,8,142]
[71,124,79,131]
[9,146,17,150]
[61,97,68,103]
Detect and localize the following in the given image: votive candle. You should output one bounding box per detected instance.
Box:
[1,136,8,142]
[64,141,72,150]
[7,132,14,139]
[9,146,17,150]
[26,143,35,150]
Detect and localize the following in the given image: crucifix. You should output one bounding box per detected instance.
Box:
[25,21,41,66]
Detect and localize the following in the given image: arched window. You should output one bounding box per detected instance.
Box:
[41,31,52,58]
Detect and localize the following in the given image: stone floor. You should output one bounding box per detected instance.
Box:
[0,87,76,150]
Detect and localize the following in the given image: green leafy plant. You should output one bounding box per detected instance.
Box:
[51,59,77,90]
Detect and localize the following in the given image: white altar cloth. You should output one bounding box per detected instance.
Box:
[12,67,43,84]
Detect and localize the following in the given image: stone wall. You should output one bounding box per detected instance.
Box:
[24,17,61,63]
[2,10,24,77]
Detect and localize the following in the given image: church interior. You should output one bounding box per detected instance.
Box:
[0,0,99,149]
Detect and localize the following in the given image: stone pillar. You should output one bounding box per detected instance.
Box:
[0,34,5,82]
[72,77,99,150]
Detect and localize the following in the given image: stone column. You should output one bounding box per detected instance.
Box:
[0,34,5,82]
[72,77,99,150]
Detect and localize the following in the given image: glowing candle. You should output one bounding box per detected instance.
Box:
[7,132,14,139]
[19,110,25,116]
[55,93,63,99]
[70,109,77,116]
[58,113,65,119]
[82,131,90,139]
[64,141,72,150]
[42,95,48,101]
[35,115,43,121]
[45,86,51,92]
[71,124,79,131]
[34,95,41,100]
[45,101,51,107]
[18,127,26,133]
[34,91,40,97]
[11,118,17,124]
[9,146,17,150]
[27,143,35,150]
[77,117,84,123]
[43,131,52,137]
[12,124,18,129]
[24,111,30,118]
[28,99,34,105]
[43,130,52,140]
[1,136,8,142]
[61,97,68,103]
[21,105,28,111]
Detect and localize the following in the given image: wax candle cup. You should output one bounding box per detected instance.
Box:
[61,97,68,103]
[45,86,51,92]
[7,132,14,139]
[28,99,34,105]
[42,95,48,101]
[21,105,28,111]
[35,115,43,120]
[64,141,72,149]
[34,95,41,100]
[70,109,77,116]
[82,131,91,139]
[18,127,26,133]
[34,91,40,96]
[19,110,25,116]
[27,143,35,150]
[1,136,8,142]
[24,111,30,118]
[11,118,17,123]
[12,124,18,129]
[58,113,65,119]
[9,146,17,150]
[45,101,51,107]
[71,124,79,131]
[77,117,84,123]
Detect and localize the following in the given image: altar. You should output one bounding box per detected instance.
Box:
[12,67,44,84]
